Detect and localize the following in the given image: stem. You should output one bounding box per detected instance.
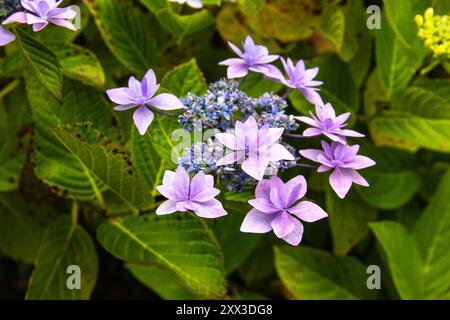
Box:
[283,88,293,99]
[283,133,308,139]
[238,74,248,88]
[71,200,79,225]
[294,163,318,169]
[148,106,179,118]
[0,79,20,99]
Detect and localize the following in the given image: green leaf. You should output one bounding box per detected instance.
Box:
[126,264,199,299]
[50,125,153,212]
[370,116,450,153]
[14,28,63,101]
[326,187,377,256]
[391,82,450,119]
[237,0,265,16]
[161,59,207,96]
[347,0,373,87]
[26,216,98,299]
[156,9,214,38]
[319,4,358,62]
[274,246,377,299]
[52,44,106,88]
[370,221,424,300]
[147,115,185,163]
[97,214,227,298]
[383,0,428,64]
[413,170,450,299]
[0,192,54,263]
[240,72,283,98]
[138,0,168,13]
[247,0,320,42]
[0,85,30,192]
[209,203,261,274]
[129,127,171,196]
[27,75,121,201]
[84,0,157,73]
[375,14,414,97]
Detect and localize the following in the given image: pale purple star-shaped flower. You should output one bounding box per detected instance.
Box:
[219,35,282,80]
[0,27,15,46]
[156,166,227,218]
[300,141,376,199]
[272,57,324,106]
[3,0,77,32]
[106,68,184,135]
[241,175,327,246]
[295,103,364,144]
[215,116,295,181]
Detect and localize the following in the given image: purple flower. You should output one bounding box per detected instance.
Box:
[240,175,327,246]
[106,68,184,135]
[3,0,77,32]
[0,26,15,46]
[219,35,281,79]
[156,166,227,218]
[215,116,295,181]
[300,141,376,199]
[295,103,364,144]
[274,57,324,106]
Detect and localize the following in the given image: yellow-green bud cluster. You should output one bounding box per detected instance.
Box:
[415,8,450,57]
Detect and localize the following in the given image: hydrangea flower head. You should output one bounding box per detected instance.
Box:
[156,166,227,218]
[0,26,15,46]
[241,175,327,246]
[219,36,281,79]
[300,141,376,199]
[215,116,295,180]
[168,0,203,9]
[3,0,77,32]
[106,68,184,135]
[274,57,324,106]
[295,103,364,144]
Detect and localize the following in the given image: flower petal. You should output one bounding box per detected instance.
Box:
[49,18,76,30]
[107,87,134,105]
[339,129,365,138]
[300,88,324,106]
[113,104,136,111]
[156,200,178,215]
[215,132,240,150]
[282,218,304,246]
[174,166,190,200]
[284,175,307,208]
[133,106,154,135]
[271,212,296,238]
[248,198,281,214]
[289,200,327,222]
[342,155,376,169]
[295,116,320,128]
[255,179,271,200]
[149,93,183,110]
[240,208,275,233]
[329,167,353,199]
[0,27,15,46]
[241,155,270,181]
[226,61,249,79]
[267,143,295,162]
[2,12,27,24]
[299,149,325,162]
[191,199,227,218]
[216,150,245,166]
[303,127,323,137]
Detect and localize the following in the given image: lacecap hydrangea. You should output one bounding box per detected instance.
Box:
[105,35,376,246]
